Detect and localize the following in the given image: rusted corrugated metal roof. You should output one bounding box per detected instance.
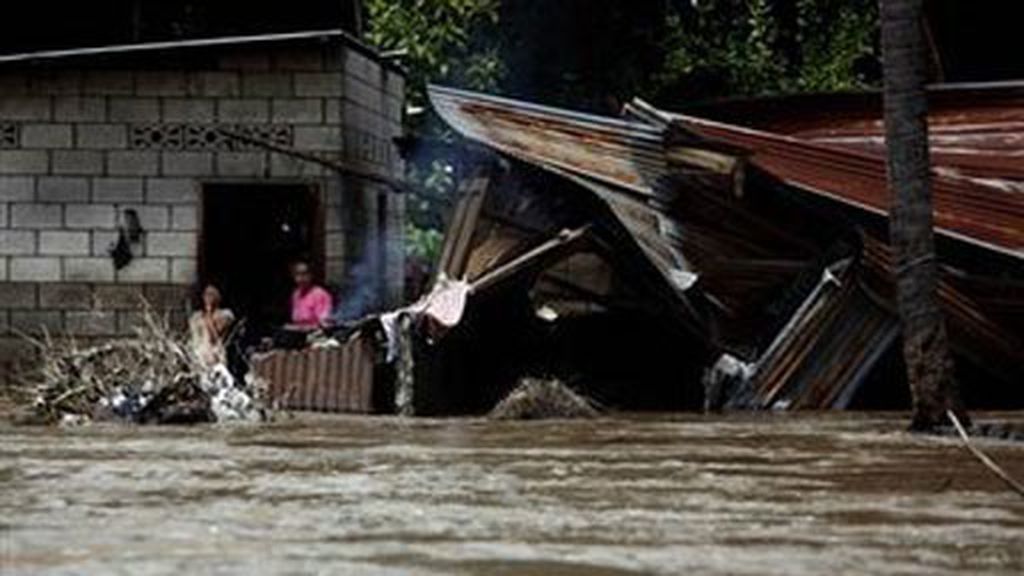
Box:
[665,109,1024,259]
[680,81,1024,183]
[429,85,673,200]
[430,85,831,351]
[729,258,899,410]
[661,82,1024,258]
[860,234,1024,377]
[429,84,1023,259]
[429,86,770,300]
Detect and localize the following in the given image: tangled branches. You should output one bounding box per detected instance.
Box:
[16,306,262,425]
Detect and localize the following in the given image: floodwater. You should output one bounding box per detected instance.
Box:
[2,413,1023,575]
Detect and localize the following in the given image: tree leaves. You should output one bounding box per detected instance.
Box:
[361,0,881,257]
[364,0,502,110]
[656,0,879,100]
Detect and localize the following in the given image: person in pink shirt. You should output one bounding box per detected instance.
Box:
[287,260,333,330]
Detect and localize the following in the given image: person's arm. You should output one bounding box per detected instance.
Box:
[313,289,333,326]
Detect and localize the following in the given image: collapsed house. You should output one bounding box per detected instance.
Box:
[257,81,1023,416]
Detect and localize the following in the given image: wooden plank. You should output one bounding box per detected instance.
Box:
[437,171,491,279]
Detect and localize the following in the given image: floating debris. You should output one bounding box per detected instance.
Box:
[703,353,754,412]
[490,377,600,420]
[16,308,264,425]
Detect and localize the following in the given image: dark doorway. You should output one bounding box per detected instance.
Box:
[201,183,324,341]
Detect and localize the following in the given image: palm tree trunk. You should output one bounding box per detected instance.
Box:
[879,0,968,430]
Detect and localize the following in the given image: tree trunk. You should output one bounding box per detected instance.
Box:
[879,0,968,430]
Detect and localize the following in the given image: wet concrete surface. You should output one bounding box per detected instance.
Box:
[2,412,1023,575]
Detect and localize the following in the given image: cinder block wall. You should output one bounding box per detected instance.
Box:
[0,40,405,383]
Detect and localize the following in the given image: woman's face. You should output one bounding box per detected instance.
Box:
[203,286,221,309]
[292,263,312,289]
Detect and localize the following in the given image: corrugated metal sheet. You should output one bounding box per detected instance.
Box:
[437,171,491,279]
[662,99,1024,259]
[860,234,1024,377]
[430,85,673,200]
[432,84,1023,258]
[735,237,1023,410]
[561,173,698,295]
[681,82,1024,183]
[251,333,375,413]
[734,260,899,410]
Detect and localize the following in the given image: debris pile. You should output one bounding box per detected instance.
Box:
[18,310,264,425]
[406,83,1024,415]
[489,377,600,420]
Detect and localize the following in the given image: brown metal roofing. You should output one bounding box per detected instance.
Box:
[429,85,672,201]
[682,82,1024,183]
[663,83,1024,258]
[795,114,1024,184]
[665,111,1024,258]
[666,124,1023,260]
[733,258,899,410]
[860,234,1024,376]
[666,83,1024,258]
[429,84,1023,259]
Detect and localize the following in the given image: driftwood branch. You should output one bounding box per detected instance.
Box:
[947,409,1024,498]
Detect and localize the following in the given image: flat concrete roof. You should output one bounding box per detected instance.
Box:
[0,28,404,74]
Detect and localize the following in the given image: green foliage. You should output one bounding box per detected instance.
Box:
[363,0,881,120]
[793,0,879,91]
[404,157,455,231]
[363,0,503,111]
[655,0,879,99]
[404,221,445,263]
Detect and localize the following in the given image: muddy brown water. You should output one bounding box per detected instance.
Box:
[2,413,1023,575]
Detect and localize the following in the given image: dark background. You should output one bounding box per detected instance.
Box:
[0,1,1019,85]
[0,1,360,51]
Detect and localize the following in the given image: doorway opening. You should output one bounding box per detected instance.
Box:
[200,183,324,341]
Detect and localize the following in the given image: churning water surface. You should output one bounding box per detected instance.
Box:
[2,413,1023,575]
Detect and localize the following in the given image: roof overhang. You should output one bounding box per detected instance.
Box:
[0,28,403,73]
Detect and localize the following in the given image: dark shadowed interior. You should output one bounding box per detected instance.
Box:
[201,184,323,341]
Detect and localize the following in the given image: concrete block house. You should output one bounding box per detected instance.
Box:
[0,30,406,382]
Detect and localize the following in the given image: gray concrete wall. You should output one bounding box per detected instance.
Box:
[0,40,405,381]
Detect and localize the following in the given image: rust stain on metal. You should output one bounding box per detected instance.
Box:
[432,83,1023,258]
[669,84,1024,256]
[431,86,671,198]
[669,112,1024,257]
[252,334,375,413]
[424,84,1023,413]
